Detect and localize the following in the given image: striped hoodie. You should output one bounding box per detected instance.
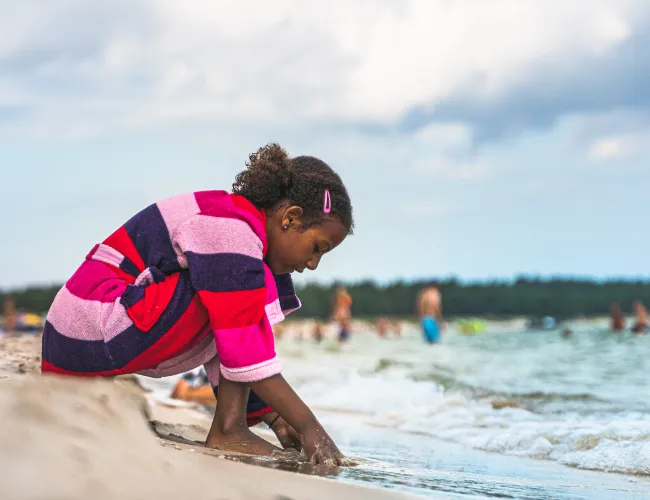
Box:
[42,190,300,422]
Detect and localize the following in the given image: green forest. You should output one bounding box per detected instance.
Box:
[3,277,649,320]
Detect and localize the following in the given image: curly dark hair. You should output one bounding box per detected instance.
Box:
[232,143,354,234]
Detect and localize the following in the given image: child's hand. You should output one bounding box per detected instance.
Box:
[301,425,344,465]
[263,412,302,451]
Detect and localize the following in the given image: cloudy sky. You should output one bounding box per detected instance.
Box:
[2,0,650,288]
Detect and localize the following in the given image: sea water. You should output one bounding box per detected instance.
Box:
[144,321,650,498]
[273,321,650,497]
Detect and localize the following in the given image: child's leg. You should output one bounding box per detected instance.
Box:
[205,373,281,455]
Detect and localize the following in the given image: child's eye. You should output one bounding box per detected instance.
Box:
[313,244,320,254]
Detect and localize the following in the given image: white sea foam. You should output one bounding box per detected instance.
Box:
[275,325,650,476]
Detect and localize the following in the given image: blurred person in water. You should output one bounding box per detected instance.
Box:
[610,303,625,332]
[417,282,444,344]
[332,286,352,343]
[375,317,389,339]
[40,143,353,465]
[631,301,649,334]
[312,321,325,343]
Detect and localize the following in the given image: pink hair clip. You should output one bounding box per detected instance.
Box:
[323,189,331,214]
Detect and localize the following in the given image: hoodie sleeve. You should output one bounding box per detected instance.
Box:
[175,210,280,383]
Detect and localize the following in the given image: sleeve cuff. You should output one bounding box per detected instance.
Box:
[220,356,281,383]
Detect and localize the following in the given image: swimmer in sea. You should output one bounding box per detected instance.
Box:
[417,282,444,344]
[375,317,389,339]
[313,321,324,343]
[631,301,649,334]
[332,286,352,343]
[610,303,625,332]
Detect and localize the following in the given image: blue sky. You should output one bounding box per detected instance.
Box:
[2,0,650,288]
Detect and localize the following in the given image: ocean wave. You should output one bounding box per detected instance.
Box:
[291,362,650,476]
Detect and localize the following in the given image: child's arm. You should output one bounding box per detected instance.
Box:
[249,374,344,465]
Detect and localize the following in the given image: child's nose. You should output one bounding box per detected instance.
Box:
[306,255,321,271]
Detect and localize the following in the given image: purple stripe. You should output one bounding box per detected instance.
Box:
[123,203,179,274]
[42,271,197,372]
[119,257,141,278]
[42,320,113,372]
[274,273,296,298]
[185,252,265,292]
[279,295,300,312]
[120,285,145,309]
[274,273,300,312]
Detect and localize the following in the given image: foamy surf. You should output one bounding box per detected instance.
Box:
[274,324,650,477]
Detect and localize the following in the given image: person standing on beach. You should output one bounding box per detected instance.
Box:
[417,283,444,344]
[332,286,353,343]
[40,144,353,464]
[3,297,17,337]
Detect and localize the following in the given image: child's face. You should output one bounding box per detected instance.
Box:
[266,205,347,275]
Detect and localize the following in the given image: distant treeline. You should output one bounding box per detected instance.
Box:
[294,278,650,319]
[4,278,649,320]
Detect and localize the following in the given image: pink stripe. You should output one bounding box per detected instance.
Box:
[91,243,127,269]
[194,190,229,214]
[283,297,302,316]
[194,191,266,244]
[134,268,154,286]
[101,299,135,342]
[157,193,201,267]
[47,285,133,342]
[204,356,221,386]
[265,300,284,326]
[213,320,276,369]
[137,335,216,379]
[47,286,102,340]
[66,260,128,303]
[176,215,263,258]
[220,356,282,383]
[264,265,279,302]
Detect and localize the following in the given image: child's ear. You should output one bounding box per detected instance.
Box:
[282,206,304,228]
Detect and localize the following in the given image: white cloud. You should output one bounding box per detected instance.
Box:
[586,130,650,162]
[588,137,626,160]
[0,0,648,139]
[413,155,494,181]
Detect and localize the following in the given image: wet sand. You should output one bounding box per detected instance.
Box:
[0,336,417,500]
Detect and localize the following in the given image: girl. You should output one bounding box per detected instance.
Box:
[41,144,353,465]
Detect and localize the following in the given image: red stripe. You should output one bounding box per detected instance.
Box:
[42,296,209,377]
[246,407,273,427]
[125,273,180,332]
[103,226,146,272]
[247,406,272,419]
[41,360,122,377]
[194,190,229,214]
[122,295,210,373]
[199,288,266,329]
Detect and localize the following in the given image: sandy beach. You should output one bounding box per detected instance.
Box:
[0,335,417,500]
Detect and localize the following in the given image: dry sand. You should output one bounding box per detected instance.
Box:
[0,335,416,500]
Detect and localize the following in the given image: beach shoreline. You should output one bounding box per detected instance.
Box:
[0,335,418,500]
